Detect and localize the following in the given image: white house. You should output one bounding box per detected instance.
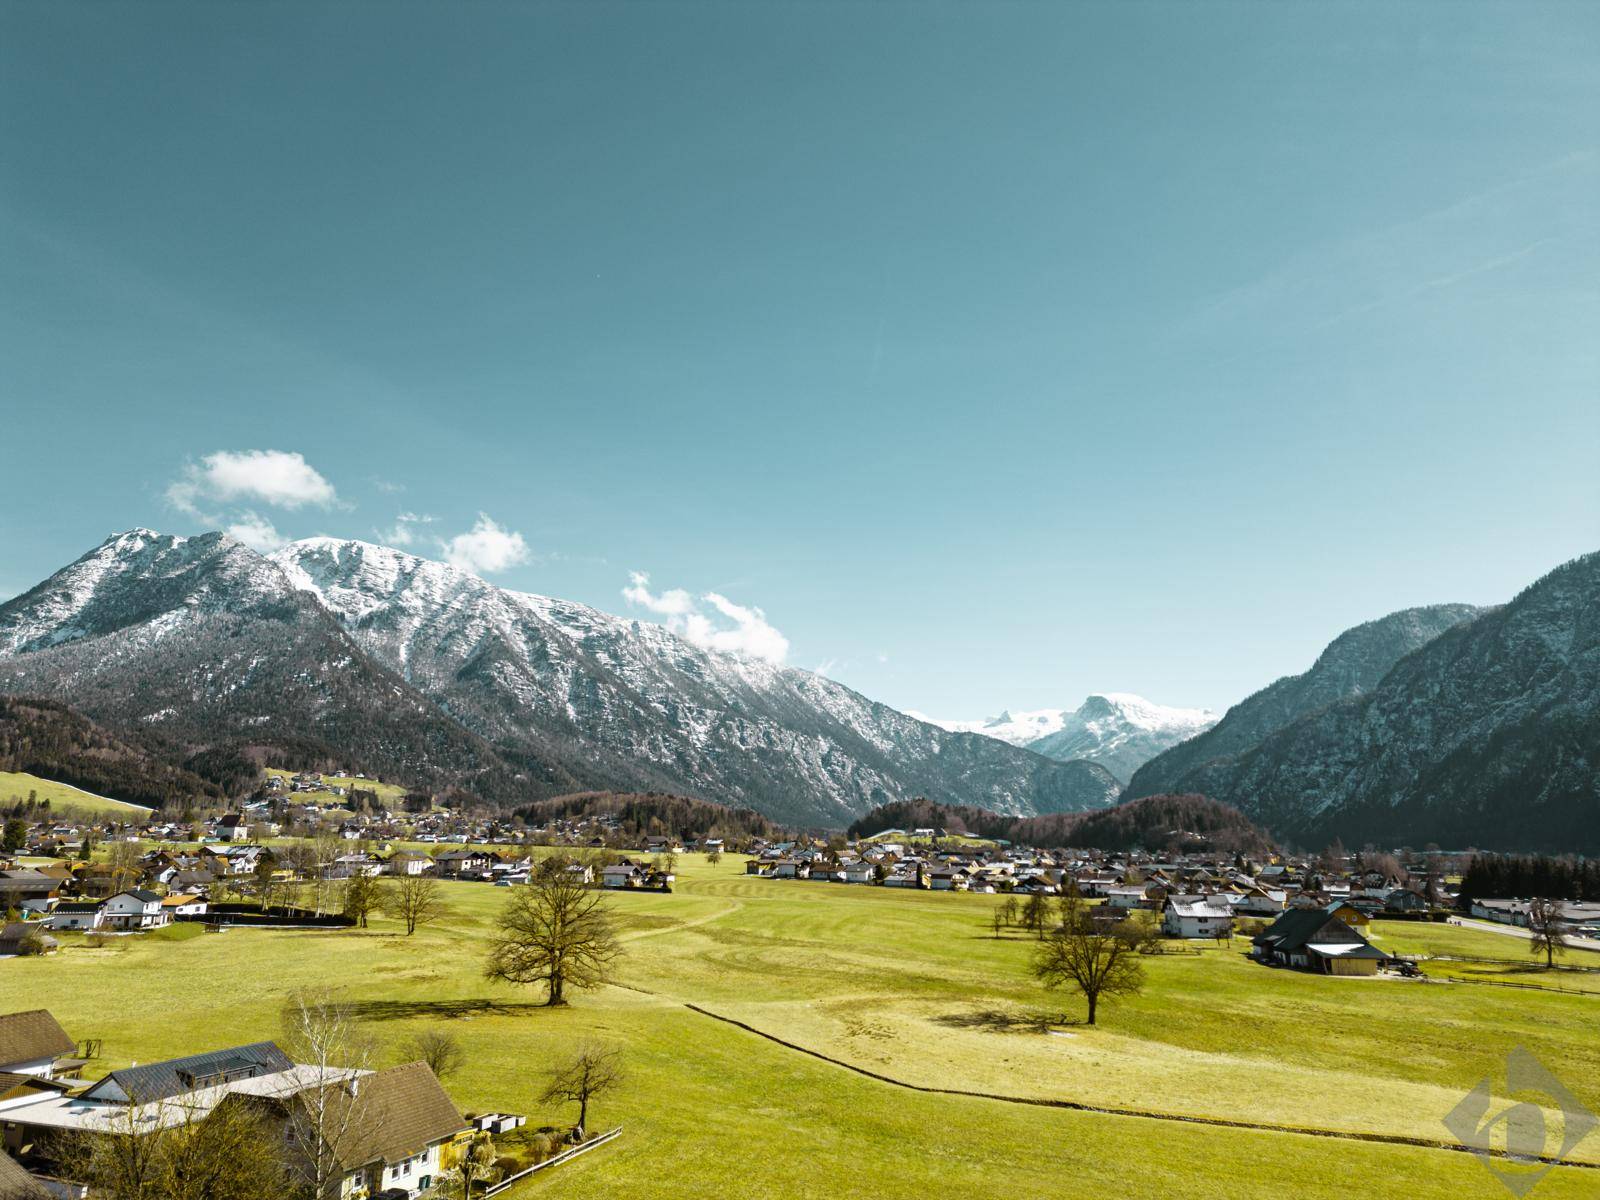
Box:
[100,890,169,932]
[47,901,104,932]
[1163,897,1235,939]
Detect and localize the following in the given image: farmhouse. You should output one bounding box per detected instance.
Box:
[1162,896,1234,939]
[1252,909,1389,976]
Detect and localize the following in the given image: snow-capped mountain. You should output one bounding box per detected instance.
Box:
[269,537,1121,824]
[0,530,1122,825]
[915,694,1217,783]
[0,529,522,794]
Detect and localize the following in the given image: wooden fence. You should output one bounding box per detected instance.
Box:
[482,1126,622,1196]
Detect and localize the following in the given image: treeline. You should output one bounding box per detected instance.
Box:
[1458,853,1600,903]
[848,793,1274,855]
[516,790,781,841]
[0,695,225,813]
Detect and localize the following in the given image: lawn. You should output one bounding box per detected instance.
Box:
[1369,918,1600,995]
[6,856,1599,1199]
[264,767,410,808]
[0,770,153,818]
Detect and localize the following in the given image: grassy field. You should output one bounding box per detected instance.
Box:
[264,768,410,808]
[7,856,1600,1198]
[1370,919,1600,995]
[0,770,153,817]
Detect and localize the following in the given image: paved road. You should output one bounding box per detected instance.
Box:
[1447,916,1600,953]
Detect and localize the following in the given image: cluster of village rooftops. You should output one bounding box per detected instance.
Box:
[0,1007,500,1199]
[5,799,1597,965]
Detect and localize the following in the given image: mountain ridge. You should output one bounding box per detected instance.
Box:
[0,529,1122,825]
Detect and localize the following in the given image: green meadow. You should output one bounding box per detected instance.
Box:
[264,767,410,808]
[6,854,1599,1199]
[0,770,153,818]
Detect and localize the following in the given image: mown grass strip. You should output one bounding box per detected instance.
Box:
[680,1002,1600,1170]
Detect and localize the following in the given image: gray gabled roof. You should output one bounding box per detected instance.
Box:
[82,1041,293,1104]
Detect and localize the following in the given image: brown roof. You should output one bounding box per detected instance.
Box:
[237,1062,468,1172]
[0,1011,74,1069]
[322,1062,468,1169]
[0,1149,48,1199]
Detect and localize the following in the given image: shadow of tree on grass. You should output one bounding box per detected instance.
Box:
[931,1009,1079,1034]
[346,998,548,1021]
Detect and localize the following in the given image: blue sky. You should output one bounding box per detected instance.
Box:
[2,1,1597,719]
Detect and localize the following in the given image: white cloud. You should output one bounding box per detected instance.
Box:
[440,514,532,575]
[168,449,337,516]
[380,512,433,548]
[622,571,696,616]
[622,572,791,663]
[224,511,287,553]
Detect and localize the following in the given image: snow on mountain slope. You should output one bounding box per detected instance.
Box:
[268,537,1122,825]
[0,530,524,794]
[917,694,1216,782]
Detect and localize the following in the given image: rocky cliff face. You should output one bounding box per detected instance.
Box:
[1184,556,1593,857]
[1133,563,1600,852]
[1125,603,1483,800]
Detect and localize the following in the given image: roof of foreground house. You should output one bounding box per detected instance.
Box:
[0,1010,74,1067]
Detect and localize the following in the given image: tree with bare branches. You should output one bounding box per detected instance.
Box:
[399,1027,466,1081]
[279,989,373,1198]
[50,1094,288,1200]
[1032,918,1145,1026]
[484,864,620,1005]
[383,874,444,936]
[340,872,386,928]
[1528,897,1573,969]
[541,1043,622,1137]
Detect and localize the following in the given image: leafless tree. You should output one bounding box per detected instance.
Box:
[383,874,444,936]
[279,989,373,1198]
[399,1027,466,1081]
[1021,891,1051,938]
[50,1094,287,1200]
[1527,897,1573,969]
[340,872,386,928]
[310,832,343,915]
[106,839,143,893]
[541,1042,622,1136]
[1032,920,1146,1025]
[484,864,620,1005]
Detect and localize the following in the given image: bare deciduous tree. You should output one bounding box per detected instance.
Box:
[541,1042,622,1136]
[484,865,620,1005]
[399,1027,466,1081]
[1021,891,1051,939]
[1528,897,1572,969]
[340,872,386,929]
[383,874,444,936]
[279,989,373,1198]
[1032,920,1146,1026]
[106,839,143,893]
[50,1094,288,1200]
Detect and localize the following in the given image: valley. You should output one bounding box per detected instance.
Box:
[9,855,1600,1199]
